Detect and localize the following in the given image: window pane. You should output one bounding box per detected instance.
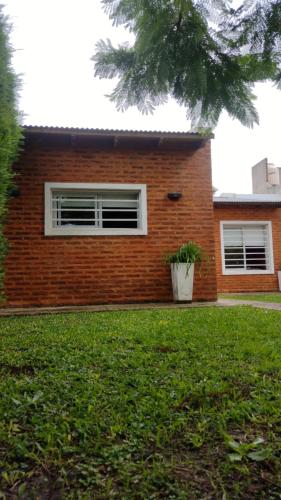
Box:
[244,226,267,247]
[52,190,140,229]
[223,224,270,272]
[245,247,267,270]
[223,227,243,247]
[244,226,268,270]
[100,191,139,229]
[224,247,244,268]
[223,226,244,269]
[53,192,97,227]
[102,208,138,228]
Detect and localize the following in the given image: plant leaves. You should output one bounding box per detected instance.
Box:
[251,437,265,447]
[226,439,241,451]
[247,449,272,462]
[228,453,242,462]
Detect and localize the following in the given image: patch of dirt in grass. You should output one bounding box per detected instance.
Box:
[175,383,253,412]
[153,345,178,353]
[0,364,35,376]
[9,467,64,500]
[171,441,280,499]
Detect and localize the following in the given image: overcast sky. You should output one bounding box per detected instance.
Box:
[4,0,281,194]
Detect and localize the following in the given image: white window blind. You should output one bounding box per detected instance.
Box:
[45,183,147,236]
[222,223,273,274]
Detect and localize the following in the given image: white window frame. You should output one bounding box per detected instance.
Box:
[45,182,148,236]
[220,221,274,275]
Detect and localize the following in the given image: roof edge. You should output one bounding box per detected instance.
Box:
[214,194,281,206]
[22,125,214,141]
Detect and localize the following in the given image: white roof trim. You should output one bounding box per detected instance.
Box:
[214,194,281,204]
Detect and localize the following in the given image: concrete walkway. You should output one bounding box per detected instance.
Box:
[0,300,221,317]
[0,298,280,317]
[218,298,281,311]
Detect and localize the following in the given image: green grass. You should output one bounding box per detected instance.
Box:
[1,307,281,499]
[220,293,281,304]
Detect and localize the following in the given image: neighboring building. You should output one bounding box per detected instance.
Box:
[214,159,281,293]
[252,158,281,194]
[214,194,281,293]
[3,126,217,307]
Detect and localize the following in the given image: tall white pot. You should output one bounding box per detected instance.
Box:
[278,271,281,291]
[170,263,194,302]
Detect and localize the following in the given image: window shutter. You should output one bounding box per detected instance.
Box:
[223,227,244,269]
[222,223,272,274]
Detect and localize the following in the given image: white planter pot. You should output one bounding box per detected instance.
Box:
[278,271,281,291]
[170,263,194,302]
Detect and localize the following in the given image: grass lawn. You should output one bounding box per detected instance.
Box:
[220,293,281,304]
[1,307,281,499]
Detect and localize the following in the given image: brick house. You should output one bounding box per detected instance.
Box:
[3,126,217,307]
[214,194,281,293]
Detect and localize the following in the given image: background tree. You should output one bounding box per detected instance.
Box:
[0,6,22,295]
[94,0,281,130]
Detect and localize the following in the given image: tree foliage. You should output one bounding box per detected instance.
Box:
[0,6,22,295]
[94,0,281,129]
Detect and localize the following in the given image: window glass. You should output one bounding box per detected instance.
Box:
[52,190,139,229]
[99,192,138,229]
[223,224,271,273]
[45,183,147,236]
[53,193,97,227]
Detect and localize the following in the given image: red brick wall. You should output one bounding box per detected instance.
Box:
[214,205,281,292]
[3,139,217,307]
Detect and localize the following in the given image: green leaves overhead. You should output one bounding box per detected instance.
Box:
[0,7,22,296]
[94,0,281,129]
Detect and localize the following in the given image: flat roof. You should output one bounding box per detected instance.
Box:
[214,193,281,207]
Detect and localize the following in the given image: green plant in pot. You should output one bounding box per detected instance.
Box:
[165,241,206,302]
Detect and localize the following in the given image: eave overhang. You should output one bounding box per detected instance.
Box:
[214,195,281,208]
[22,125,213,150]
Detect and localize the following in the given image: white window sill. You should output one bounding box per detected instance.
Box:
[45,227,148,236]
[223,269,274,276]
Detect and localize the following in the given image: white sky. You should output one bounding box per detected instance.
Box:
[4,0,281,194]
